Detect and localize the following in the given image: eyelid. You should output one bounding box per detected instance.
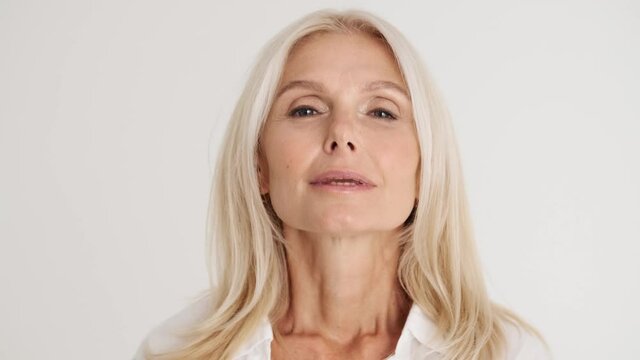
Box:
[369,107,398,120]
[286,96,327,117]
[288,105,321,117]
[367,97,400,119]
[287,105,399,120]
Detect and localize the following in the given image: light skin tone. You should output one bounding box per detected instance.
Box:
[258,31,420,359]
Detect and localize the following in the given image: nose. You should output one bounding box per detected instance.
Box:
[322,109,358,154]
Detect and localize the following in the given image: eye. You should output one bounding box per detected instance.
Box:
[288,106,319,117]
[370,108,397,120]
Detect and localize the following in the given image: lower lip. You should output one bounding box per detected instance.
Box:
[309,182,376,192]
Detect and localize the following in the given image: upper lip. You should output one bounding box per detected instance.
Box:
[309,170,376,186]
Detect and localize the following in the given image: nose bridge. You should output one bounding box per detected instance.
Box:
[324,102,358,153]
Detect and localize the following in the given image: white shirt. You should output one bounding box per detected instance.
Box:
[133,294,552,359]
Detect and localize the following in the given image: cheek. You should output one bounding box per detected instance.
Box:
[266,135,311,191]
[264,133,317,225]
[379,135,420,195]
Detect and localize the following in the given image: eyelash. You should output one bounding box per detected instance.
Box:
[288,106,397,120]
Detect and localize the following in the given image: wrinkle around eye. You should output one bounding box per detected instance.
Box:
[367,96,404,118]
[283,96,329,117]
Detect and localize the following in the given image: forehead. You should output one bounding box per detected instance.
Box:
[281,32,405,84]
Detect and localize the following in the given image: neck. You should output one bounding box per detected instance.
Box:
[274,225,412,344]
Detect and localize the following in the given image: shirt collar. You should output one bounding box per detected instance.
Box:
[232,303,445,358]
[404,302,446,353]
[231,316,274,358]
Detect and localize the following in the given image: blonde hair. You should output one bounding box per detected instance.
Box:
[142,8,549,360]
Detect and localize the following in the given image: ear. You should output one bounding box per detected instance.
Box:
[257,152,269,195]
[414,161,421,198]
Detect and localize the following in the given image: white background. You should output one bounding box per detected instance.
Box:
[1,0,638,359]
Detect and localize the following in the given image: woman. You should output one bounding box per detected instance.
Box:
[134,8,552,360]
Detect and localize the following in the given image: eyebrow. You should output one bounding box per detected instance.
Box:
[275,79,410,100]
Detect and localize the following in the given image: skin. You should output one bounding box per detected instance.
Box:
[258,31,420,359]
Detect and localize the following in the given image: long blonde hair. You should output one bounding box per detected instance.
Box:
[142,8,549,360]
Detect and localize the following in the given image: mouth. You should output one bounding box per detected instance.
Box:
[309,170,376,191]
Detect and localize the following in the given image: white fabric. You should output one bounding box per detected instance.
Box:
[133,294,551,359]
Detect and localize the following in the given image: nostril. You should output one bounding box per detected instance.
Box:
[328,140,355,151]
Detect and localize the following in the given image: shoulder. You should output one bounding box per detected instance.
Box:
[501,320,553,360]
[133,291,215,359]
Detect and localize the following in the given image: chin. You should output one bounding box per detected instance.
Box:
[280,206,407,235]
[309,216,398,236]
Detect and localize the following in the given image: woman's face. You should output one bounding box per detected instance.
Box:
[259,32,420,236]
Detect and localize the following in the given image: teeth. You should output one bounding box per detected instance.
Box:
[323,179,363,186]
